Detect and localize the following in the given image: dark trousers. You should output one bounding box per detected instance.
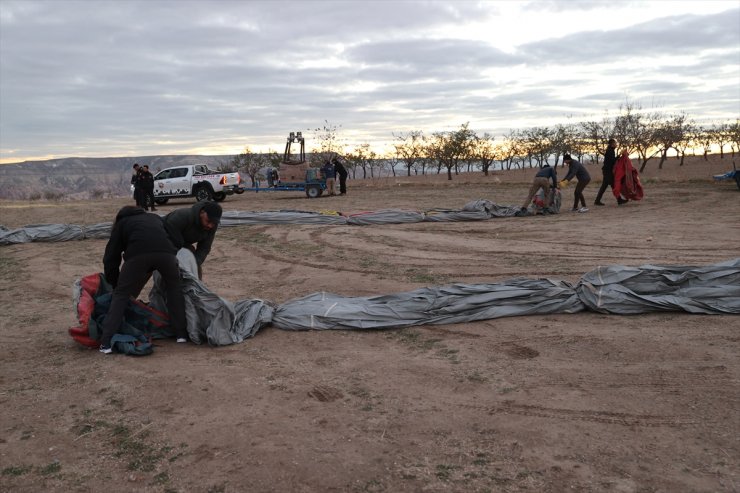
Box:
[595,171,614,203]
[134,186,142,207]
[100,252,187,347]
[573,178,590,209]
[142,187,155,210]
[338,174,347,194]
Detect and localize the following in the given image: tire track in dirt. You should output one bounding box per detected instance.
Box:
[459,401,701,427]
[237,225,585,279]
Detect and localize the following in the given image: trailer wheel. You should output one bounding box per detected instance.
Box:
[213,192,226,202]
[306,185,323,198]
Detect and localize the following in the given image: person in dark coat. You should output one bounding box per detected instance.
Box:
[99,206,187,353]
[139,164,156,211]
[333,157,348,195]
[561,154,591,212]
[164,202,222,278]
[594,139,626,206]
[131,163,143,207]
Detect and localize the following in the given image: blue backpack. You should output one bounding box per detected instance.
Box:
[110,334,154,356]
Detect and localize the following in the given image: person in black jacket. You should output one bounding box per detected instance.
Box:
[139,164,156,211]
[99,206,187,353]
[594,139,626,206]
[131,163,143,207]
[164,201,222,279]
[333,156,348,195]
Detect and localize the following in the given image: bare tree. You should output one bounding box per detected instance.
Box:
[713,123,733,159]
[428,123,476,180]
[727,119,740,158]
[696,126,715,161]
[230,146,263,186]
[522,126,553,168]
[346,143,376,179]
[673,119,697,166]
[499,130,524,170]
[473,133,497,176]
[654,113,690,169]
[579,114,614,166]
[393,131,426,177]
[613,101,662,172]
[308,120,344,166]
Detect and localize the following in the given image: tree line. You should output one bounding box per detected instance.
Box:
[227,101,740,183]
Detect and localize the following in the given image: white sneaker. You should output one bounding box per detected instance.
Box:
[176,338,187,343]
[99,345,112,354]
[578,207,589,213]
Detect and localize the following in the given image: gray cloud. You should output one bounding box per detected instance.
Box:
[1,0,738,162]
[519,8,740,64]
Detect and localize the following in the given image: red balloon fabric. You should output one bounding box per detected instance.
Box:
[613,154,644,201]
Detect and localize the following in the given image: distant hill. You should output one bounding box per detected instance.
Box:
[0,155,235,200]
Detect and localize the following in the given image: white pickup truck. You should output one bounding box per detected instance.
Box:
[149,164,242,204]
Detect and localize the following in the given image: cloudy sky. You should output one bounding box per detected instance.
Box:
[1,0,738,164]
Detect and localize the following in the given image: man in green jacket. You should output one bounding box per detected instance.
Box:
[164,202,222,278]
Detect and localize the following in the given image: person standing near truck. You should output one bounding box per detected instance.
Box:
[139,164,156,211]
[131,163,143,206]
[321,159,337,196]
[164,201,222,279]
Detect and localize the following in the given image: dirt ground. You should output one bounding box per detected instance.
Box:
[1,156,739,492]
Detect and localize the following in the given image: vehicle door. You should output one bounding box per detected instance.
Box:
[191,164,210,189]
[154,167,191,197]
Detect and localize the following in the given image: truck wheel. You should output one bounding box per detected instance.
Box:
[195,186,213,202]
[213,192,226,202]
[306,185,322,198]
[155,198,168,205]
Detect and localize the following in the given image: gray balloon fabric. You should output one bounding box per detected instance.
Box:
[0,199,527,245]
[147,252,738,346]
[576,257,740,314]
[271,278,584,331]
[149,249,274,346]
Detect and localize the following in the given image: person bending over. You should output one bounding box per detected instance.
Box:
[100,206,187,353]
[521,164,558,213]
[164,201,222,279]
[561,154,591,213]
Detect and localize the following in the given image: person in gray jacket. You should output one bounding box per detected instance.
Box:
[164,201,222,278]
[561,154,591,213]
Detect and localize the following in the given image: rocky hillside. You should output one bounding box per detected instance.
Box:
[0,155,234,200]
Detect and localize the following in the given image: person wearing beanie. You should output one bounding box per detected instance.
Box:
[164,201,222,278]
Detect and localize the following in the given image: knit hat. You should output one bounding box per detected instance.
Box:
[201,202,222,224]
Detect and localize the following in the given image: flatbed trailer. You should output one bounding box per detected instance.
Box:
[712,164,740,191]
[238,179,327,198]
